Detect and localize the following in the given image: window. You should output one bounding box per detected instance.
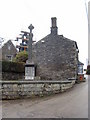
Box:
[8,45,11,50]
[78,65,83,74]
[5,55,13,61]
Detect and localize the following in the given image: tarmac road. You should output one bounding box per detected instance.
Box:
[2,76,88,118]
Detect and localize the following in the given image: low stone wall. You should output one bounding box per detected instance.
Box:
[0,80,75,99]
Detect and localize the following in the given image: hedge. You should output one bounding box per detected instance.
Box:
[1,61,25,73]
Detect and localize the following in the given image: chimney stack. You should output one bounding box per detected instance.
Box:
[51,17,58,35]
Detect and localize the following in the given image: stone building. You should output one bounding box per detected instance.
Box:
[2,40,17,61]
[33,17,79,80]
[78,61,84,74]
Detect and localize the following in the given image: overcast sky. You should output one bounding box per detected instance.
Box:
[0,0,89,68]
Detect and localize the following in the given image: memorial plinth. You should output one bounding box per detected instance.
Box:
[25,62,36,80]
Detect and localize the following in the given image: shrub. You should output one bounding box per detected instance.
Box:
[2,61,25,73]
[86,65,90,75]
[13,51,28,63]
[86,69,90,75]
[87,65,90,69]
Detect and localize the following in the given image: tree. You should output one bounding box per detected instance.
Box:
[13,51,28,63]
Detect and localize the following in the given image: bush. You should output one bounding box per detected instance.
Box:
[87,65,90,69]
[86,69,90,75]
[86,65,90,75]
[2,61,25,73]
[13,51,28,63]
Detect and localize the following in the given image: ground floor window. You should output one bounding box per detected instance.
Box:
[5,55,13,61]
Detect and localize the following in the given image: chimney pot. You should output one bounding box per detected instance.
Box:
[51,17,57,27]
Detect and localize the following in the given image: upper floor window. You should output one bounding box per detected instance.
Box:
[8,45,11,50]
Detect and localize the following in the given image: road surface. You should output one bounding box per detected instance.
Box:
[2,76,88,118]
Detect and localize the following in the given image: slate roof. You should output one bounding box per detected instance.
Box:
[36,33,78,50]
[2,40,17,53]
[2,40,17,50]
[78,61,84,65]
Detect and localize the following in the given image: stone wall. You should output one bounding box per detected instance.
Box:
[1,80,75,99]
[33,34,78,80]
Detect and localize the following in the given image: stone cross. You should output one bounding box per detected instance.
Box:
[28,24,34,33]
[28,24,34,63]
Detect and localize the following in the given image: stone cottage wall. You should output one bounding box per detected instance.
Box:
[2,40,17,61]
[33,34,78,80]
